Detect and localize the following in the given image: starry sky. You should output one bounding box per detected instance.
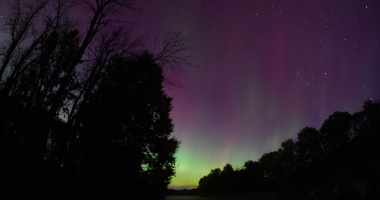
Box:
[129,0,380,189]
[1,0,380,190]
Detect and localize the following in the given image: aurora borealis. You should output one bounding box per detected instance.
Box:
[1,0,380,190]
[128,0,380,189]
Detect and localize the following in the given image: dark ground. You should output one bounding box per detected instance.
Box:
[166,194,274,200]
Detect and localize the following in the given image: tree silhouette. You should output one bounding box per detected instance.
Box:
[351,100,380,196]
[242,160,262,191]
[295,127,322,168]
[258,151,277,184]
[220,163,237,195]
[198,168,221,196]
[0,1,192,199]
[197,100,380,199]
[276,138,296,185]
[320,111,352,154]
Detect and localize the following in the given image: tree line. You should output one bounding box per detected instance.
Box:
[198,100,380,199]
[0,0,192,199]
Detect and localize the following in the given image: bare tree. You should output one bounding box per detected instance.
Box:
[0,0,49,81]
[1,0,78,96]
[153,31,195,71]
[149,31,197,87]
[36,0,136,163]
[0,1,194,198]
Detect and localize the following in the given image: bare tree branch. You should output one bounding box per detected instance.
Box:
[151,31,197,87]
[0,0,49,80]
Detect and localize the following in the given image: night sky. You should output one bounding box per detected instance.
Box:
[1,0,380,190]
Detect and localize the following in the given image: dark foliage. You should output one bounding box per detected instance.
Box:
[0,1,193,199]
[198,100,380,199]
